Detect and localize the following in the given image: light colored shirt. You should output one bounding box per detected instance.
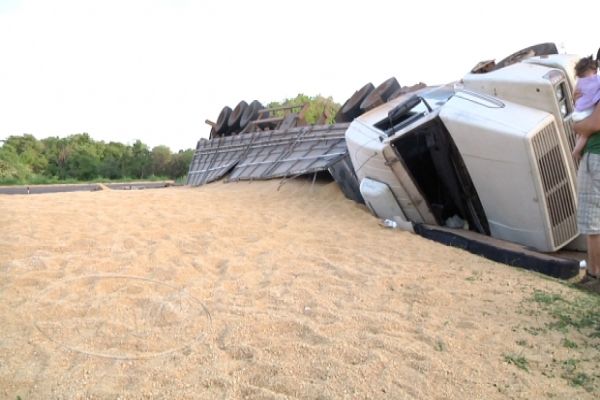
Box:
[575,74,600,111]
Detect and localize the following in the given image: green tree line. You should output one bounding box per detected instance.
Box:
[0,133,194,184]
[268,94,340,125]
[0,95,340,185]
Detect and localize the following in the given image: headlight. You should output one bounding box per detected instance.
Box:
[555,85,564,101]
[560,101,568,117]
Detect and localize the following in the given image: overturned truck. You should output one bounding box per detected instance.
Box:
[346,43,582,277]
[188,43,583,278]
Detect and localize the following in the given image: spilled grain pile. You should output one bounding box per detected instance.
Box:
[0,180,598,399]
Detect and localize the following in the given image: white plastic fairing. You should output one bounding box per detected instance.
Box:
[462,62,577,182]
[523,54,579,94]
[440,92,578,251]
[360,177,407,221]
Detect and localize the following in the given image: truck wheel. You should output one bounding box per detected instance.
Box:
[240,100,266,130]
[360,92,384,112]
[388,82,427,100]
[360,77,400,112]
[227,100,248,133]
[496,49,535,69]
[496,42,558,69]
[208,127,216,140]
[376,77,401,101]
[340,82,375,121]
[334,107,350,123]
[215,106,232,135]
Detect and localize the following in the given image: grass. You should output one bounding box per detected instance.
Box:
[560,358,594,391]
[532,290,564,304]
[434,339,446,352]
[530,289,600,337]
[518,288,600,392]
[0,175,176,186]
[503,353,529,371]
[567,372,593,389]
[523,326,546,336]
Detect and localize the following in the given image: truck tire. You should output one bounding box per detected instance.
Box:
[388,82,427,100]
[208,127,216,140]
[360,77,400,112]
[334,107,351,123]
[340,82,375,120]
[215,106,232,135]
[360,91,384,112]
[227,100,248,133]
[240,100,266,130]
[496,42,558,70]
[376,77,401,101]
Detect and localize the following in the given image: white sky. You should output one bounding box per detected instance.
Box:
[0,0,598,152]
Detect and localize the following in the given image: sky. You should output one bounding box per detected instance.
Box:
[0,0,598,152]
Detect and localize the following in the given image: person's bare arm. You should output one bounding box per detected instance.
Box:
[574,102,600,137]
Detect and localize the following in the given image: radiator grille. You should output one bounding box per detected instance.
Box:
[531,122,578,249]
[563,115,580,171]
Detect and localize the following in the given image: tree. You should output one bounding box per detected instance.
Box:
[99,142,128,179]
[0,145,30,181]
[65,146,99,180]
[128,140,151,179]
[41,136,68,178]
[167,149,194,179]
[3,134,48,174]
[151,145,172,177]
[268,94,340,124]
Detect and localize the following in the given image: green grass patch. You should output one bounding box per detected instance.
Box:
[532,290,564,304]
[0,174,174,186]
[562,338,578,349]
[523,326,547,336]
[568,372,592,388]
[523,290,600,393]
[434,339,446,352]
[503,353,529,372]
[560,358,595,391]
[529,290,600,338]
[175,175,188,185]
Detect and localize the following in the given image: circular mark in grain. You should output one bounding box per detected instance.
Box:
[34,274,211,359]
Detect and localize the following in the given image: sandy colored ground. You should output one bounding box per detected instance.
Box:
[0,179,599,399]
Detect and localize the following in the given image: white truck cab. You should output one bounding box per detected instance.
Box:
[346,45,580,252]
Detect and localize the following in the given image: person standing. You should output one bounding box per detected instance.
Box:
[574,94,600,280]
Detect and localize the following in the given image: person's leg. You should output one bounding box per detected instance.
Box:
[587,234,600,277]
[579,152,600,278]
